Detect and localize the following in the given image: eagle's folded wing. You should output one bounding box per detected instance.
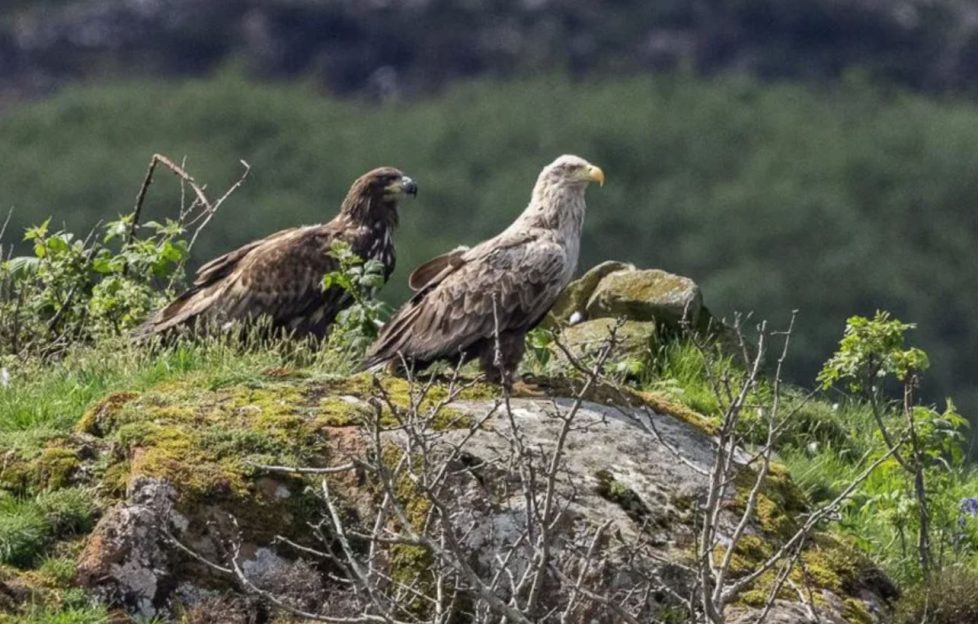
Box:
[365,234,565,366]
[133,227,339,337]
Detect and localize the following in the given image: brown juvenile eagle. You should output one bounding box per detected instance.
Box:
[133,167,417,339]
[362,154,603,384]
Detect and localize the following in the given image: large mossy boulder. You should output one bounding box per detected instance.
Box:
[548,263,705,330]
[586,268,703,326]
[33,369,886,623]
[547,260,636,324]
[548,262,746,364]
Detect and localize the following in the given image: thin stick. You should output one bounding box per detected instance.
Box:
[248,461,357,475]
[127,156,159,246]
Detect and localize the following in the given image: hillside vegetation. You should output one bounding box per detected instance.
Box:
[1,72,977,422]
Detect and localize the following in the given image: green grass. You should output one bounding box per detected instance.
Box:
[0,488,95,567]
[0,494,47,566]
[2,605,111,624]
[0,331,356,437]
[779,400,978,585]
[641,340,726,417]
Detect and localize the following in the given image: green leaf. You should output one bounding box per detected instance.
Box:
[91,256,114,274]
[5,255,40,276]
[46,236,70,254]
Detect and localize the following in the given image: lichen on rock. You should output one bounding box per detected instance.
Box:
[587,268,703,327]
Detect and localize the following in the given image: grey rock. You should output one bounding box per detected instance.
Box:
[75,478,184,617]
[546,260,636,325]
[378,397,883,622]
[728,600,849,624]
[586,268,702,327]
[556,318,657,367]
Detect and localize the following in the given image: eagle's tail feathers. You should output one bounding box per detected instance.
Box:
[131,285,221,340]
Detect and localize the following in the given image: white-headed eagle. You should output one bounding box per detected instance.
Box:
[362,154,603,384]
[133,167,417,339]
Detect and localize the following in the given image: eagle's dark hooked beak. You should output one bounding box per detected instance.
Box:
[401,176,418,197]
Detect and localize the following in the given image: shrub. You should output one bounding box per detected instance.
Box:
[894,567,978,624]
[0,214,186,358]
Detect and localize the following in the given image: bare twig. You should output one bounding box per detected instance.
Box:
[248,461,357,475]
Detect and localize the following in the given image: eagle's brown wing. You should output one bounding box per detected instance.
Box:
[408,246,469,291]
[364,232,565,367]
[192,235,280,287]
[133,225,345,338]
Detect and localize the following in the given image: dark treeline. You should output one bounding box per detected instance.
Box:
[2,0,978,102]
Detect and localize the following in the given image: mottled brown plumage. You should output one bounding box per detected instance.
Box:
[363,155,603,384]
[133,167,416,339]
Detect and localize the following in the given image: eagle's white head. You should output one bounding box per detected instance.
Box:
[538,154,605,189]
[520,154,603,235]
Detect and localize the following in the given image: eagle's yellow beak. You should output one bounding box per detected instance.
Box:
[588,165,605,187]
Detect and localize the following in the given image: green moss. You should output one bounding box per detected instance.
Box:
[800,533,872,596]
[98,463,129,499]
[722,468,882,616]
[75,391,139,436]
[724,527,880,616]
[314,396,372,426]
[732,463,807,540]
[722,534,773,576]
[128,423,249,499]
[0,446,80,495]
[311,374,478,430]
[31,449,80,492]
[842,598,874,624]
[63,371,486,517]
[594,469,661,527]
[384,447,436,617]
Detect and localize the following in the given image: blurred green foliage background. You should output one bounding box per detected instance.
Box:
[1,70,976,419]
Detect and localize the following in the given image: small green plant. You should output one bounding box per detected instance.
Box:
[36,556,78,586]
[819,311,968,580]
[0,487,96,566]
[321,240,390,354]
[0,492,47,566]
[817,311,929,394]
[0,154,246,362]
[0,214,187,357]
[524,327,554,372]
